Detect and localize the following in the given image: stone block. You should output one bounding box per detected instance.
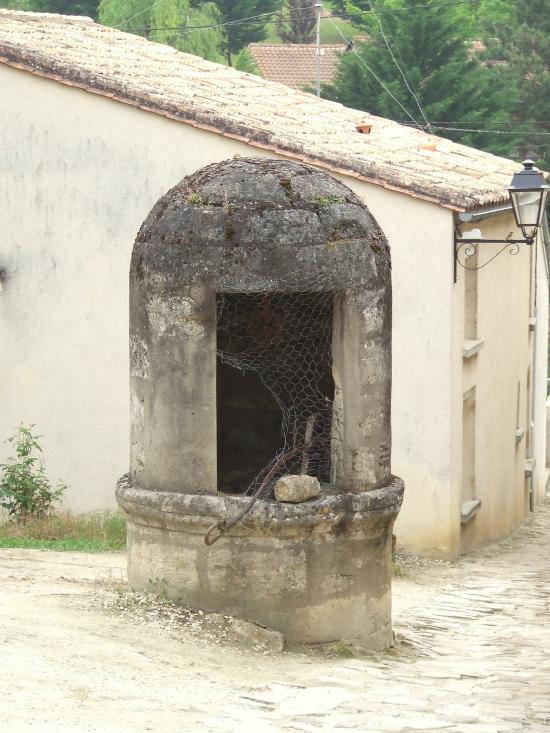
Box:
[274,475,321,503]
[230,618,285,652]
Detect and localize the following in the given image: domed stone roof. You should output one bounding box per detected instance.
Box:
[132,158,389,292]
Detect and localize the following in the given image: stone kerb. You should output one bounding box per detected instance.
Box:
[117,474,404,539]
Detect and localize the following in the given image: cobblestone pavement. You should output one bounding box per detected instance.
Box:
[241,502,550,733]
[1,502,549,732]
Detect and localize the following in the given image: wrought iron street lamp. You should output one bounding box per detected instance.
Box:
[455,160,549,277]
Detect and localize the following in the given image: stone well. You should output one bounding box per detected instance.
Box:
[117,158,404,651]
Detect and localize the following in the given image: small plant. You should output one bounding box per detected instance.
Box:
[391,561,407,577]
[334,641,354,658]
[187,192,208,206]
[0,424,66,521]
[147,576,169,599]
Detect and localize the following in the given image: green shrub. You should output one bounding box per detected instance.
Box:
[0,425,66,521]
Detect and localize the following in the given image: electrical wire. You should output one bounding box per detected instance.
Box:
[398,120,550,127]
[332,0,490,22]
[119,0,166,28]
[8,0,518,32]
[403,124,550,136]
[132,4,316,34]
[328,18,422,129]
[129,0,492,34]
[366,0,432,132]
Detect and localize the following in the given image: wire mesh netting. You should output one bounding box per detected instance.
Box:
[216,287,336,500]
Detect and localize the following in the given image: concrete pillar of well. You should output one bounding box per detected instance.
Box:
[332,286,392,492]
[129,278,217,494]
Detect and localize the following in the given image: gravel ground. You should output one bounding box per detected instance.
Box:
[1,503,549,732]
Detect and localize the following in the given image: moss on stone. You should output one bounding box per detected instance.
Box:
[225,221,236,242]
[312,195,347,207]
[279,177,293,195]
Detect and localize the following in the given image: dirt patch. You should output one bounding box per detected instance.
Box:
[0,546,455,732]
[2,505,548,733]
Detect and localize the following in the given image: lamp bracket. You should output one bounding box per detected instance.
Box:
[453,232,533,282]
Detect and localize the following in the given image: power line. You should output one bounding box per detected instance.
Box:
[366,0,432,132]
[315,2,322,98]
[403,124,550,136]
[135,16,312,34]
[8,0,517,33]
[132,4,316,33]
[121,0,165,28]
[399,120,550,127]
[328,18,422,130]
[130,0,490,34]
[333,0,491,22]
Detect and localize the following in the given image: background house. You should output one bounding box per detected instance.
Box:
[0,10,547,559]
[248,43,346,89]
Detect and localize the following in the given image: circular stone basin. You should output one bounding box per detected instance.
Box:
[117,475,404,650]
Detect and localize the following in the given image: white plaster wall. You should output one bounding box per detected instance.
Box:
[456,213,538,553]
[0,65,255,511]
[341,182,457,557]
[1,64,546,558]
[533,239,549,502]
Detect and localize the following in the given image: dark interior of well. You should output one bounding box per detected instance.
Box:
[216,291,335,495]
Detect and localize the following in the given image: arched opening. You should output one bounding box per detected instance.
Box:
[216,291,334,494]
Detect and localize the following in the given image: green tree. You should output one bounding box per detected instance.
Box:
[233,47,261,74]
[99,0,187,42]
[98,0,224,62]
[482,0,550,168]
[183,1,225,62]
[324,0,519,157]
[2,0,98,16]
[213,0,283,65]
[278,0,317,44]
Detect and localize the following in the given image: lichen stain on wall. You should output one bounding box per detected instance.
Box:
[130,393,145,469]
[363,349,388,386]
[359,411,385,436]
[146,295,206,341]
[130,335,149,378]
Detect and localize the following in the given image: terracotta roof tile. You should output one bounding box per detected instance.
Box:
[0,10,526,210]
[248,43,346,89]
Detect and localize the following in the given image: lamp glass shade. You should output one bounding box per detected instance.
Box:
[509,189,548,239]
[508,160,549,241]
